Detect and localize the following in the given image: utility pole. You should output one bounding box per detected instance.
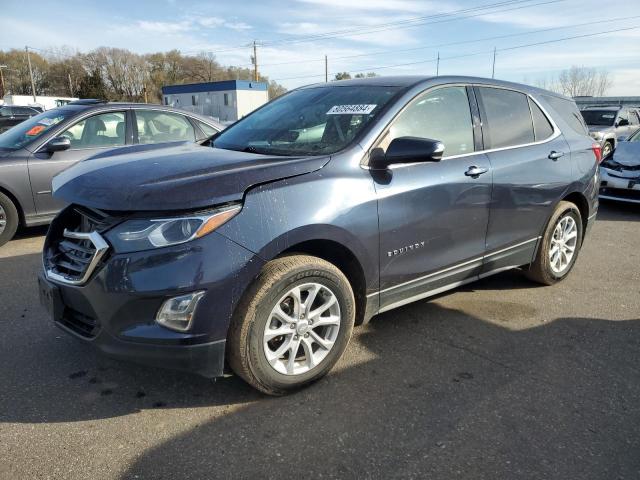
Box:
[0,65,6,98]
[68,72,74,97]
[491,47,497,79]
[25,46,37,102]
[252,40,258,82]
[436,52,440,76]
[325,55,328,82]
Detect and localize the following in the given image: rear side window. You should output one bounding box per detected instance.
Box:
[136,110,196,144]
[529,99,554,141]
[196,120,218,138]
[542,95,588,136]
[476,87,534,149]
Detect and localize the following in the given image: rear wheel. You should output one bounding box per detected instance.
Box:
[526,201,583,285]
[228,255,355,395]
[0,192,19,247]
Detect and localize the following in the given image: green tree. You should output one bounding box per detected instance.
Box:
[334,72,351,81]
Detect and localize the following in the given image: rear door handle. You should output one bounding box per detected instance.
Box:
[465,166,488,178]
[548,151,565,160]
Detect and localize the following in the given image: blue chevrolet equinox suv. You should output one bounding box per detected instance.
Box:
[39,76,599,394]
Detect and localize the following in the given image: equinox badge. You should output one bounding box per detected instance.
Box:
[388,241,426,257]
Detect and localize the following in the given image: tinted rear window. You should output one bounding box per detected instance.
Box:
[476,87,534,149]
[543,95,588,135]
[529,98,554,141]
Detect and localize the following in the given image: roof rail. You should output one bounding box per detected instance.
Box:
[67,99,108,105]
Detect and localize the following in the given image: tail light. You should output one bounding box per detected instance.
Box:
[591,143,603,163]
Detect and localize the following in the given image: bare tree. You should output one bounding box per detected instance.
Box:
[556,66,612,97]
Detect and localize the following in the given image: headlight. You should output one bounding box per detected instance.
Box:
[106,204,241,252]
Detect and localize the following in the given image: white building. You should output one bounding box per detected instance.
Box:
[2,94,78,110]
[162,80,268,123]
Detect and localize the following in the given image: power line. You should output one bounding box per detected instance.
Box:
[271,24,640,82]
[182,0,562,55]
[242,14,640,69]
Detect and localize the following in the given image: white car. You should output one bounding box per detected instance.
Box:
[599,128,640,204]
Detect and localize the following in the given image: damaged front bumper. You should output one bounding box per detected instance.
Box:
[599,165,640,204]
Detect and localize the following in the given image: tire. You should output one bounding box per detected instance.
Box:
[0,192,19,248]
[525,201,583,286]
[602,141,613,159]
[228,254,355,395]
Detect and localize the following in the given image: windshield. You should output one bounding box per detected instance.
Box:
[628,129,640,142]
[580,110,617,127]
[0,108,77,151]
[212,85,403,156]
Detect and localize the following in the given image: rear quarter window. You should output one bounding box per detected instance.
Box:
[541,95,588,136]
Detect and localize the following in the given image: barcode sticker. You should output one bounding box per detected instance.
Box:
[327,104,377,115]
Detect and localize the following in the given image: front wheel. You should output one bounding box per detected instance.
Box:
[227,255,355,395]
[0,192,19,248]
[526,201,583,285]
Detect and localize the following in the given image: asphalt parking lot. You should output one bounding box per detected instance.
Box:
[1,201,639,480]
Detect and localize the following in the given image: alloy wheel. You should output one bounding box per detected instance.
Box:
[549,215,578,274]
[0,204,6,236]
[263,282,341,376]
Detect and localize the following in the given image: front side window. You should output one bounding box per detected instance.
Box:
[629,111,640,126]
[136,110,196,144]
[379,86,474,158]
[477,87,534,149]
[61,111,126,149]
[212,85,402,156]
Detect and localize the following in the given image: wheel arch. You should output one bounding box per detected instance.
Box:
[561,190,589,238]
[278,238,370,326]
[0,184,25,226]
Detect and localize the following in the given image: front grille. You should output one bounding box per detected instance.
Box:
[44,207,112,285]
[59,307,100,338]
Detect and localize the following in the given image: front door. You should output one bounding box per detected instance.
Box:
[28,110,128,216]
[373,85,492,312]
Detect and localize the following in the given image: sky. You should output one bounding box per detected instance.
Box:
[1,0,639,95]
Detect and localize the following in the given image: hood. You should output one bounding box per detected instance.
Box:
[608,141,640,167]
[53,143,330,211]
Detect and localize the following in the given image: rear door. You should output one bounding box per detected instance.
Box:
[28,109,130,216]
[475,86,571,274]
[374,85,492,311]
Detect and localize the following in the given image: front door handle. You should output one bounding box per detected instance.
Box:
[465,166,488,178]
[548,151,565,160]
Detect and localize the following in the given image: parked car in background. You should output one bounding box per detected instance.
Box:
[599,128,640,204]
[0,105,41,133]
[0,100,223,246]
[38,76,599,395]
[580,105,640,158]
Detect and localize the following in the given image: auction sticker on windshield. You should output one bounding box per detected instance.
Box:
[327,104,377,115]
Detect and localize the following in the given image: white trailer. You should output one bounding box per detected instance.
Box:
[2,94,78,111]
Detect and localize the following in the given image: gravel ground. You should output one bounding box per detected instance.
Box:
[0,201,639,480]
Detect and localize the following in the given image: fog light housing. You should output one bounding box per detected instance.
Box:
[156,291,206,332]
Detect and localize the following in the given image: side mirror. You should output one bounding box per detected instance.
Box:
[369,137,444,170]
[46,136,71,153]
[617,118,629,127]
